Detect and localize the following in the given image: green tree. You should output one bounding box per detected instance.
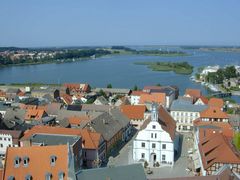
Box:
[133,85,138,91]
[107,84,112,88]
[224,66,237,79]
[155,83,161,87]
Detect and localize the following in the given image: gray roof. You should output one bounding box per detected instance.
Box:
[90,112,123,141]
[6,88,20,94]
[76,164,147,180]
[170,99,208,112]
[110,108,130,129]
[0,102,8,111]
[93,88,131,94]
[30,134,80,146]
[94,96,108,105]
[3,108,26,129]
[81,104,111,112]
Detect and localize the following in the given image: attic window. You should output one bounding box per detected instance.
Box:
[50,155,57,166]
[23,156,29,167]
[58,171,65,180]
[14,156,21,167]
[45,172,52,180]
[25,174,32,180]
[8,176,15,180]
[213,110,216,113]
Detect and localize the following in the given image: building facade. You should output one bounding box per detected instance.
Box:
[133,105,177,167]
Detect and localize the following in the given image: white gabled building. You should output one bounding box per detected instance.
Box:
[133,104,178,167]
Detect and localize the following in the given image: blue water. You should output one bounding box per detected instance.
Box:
[0,48,239,102]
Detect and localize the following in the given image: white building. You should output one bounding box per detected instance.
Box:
[0,130,22,156]
[133,104,178,167]
[170,99,208,132]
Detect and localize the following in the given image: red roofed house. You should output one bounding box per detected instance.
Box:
[208,98,224,108]
[61,93,73,105]
[130,90,149,105]
[24,108,48,122]
[0,90,7,101]
[139,93,166,108]
[197,131,240,176]
[185,89,202,103]
[200,106,229,123]
[4,145,76,180]
[194,96,209,105]
[64,83,91,95]
[20,126,106,168]
[120,105,148,129]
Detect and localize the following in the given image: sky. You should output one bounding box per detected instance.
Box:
[0,0,240,47]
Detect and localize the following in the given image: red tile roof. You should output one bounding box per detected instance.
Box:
[198,132,240,170]
[198,96,209,105]
[139,93,166,105]
[131,90,148,96]
[68,116,90,126]
[208,98,224,108]
[4,145,69,180]
[200,106,229,119]
[21,126,101,150]
[158,106,176,141]
[24,109,47,121]
[61,93,73,105]
[194,120,234,138]
[185,89,202,100]
[120,105,146,120]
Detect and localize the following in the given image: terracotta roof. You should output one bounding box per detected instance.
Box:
[139,93,166,105]
[131,91,148,96]
[198,96,209,105]
[158,106,176,141]
[0,90,6,97]
[21,126,101,149]
[61,93,73,105]
[200,106,229,119]
[24,109,47,120]
[120,105,146,120]
[208,98,224,108]
[143,86,162,92]
[64,83,80,90]
[198,132,240,170]
[194,119,234,138]
[68,116,90,126]
[185,89,202,99]
[4,145,69,180]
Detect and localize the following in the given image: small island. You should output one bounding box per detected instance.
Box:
[135,61,193,75]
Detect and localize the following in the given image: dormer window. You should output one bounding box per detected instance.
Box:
[23,156,29,167]
[14,156,21,168]
[8,176,15,180]
[58,171,65,180]
[25,174,32,180]
[50,155,57,166]
[45,172,52,180]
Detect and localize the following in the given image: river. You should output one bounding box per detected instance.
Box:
[0,46,239,103]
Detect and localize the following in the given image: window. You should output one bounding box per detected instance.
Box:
[141,142,145,148]
[151,133,153,138]
[162,144,166,149]
[23,156,29,167]
[155,133,157,138]
[0,137,2,140]
[14,156,20,168]
[0,144,3,148]
[152,125,156,129]
[141,153,145,159]
[8,138,10,141]
[162,154,166,161]
[25,175,32,180]
[4,138,6,141]
[7,176,15,180]
[58,172,65,180]
[45,173,52,180]
[50,155,57,166]
[152,143,156,148]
